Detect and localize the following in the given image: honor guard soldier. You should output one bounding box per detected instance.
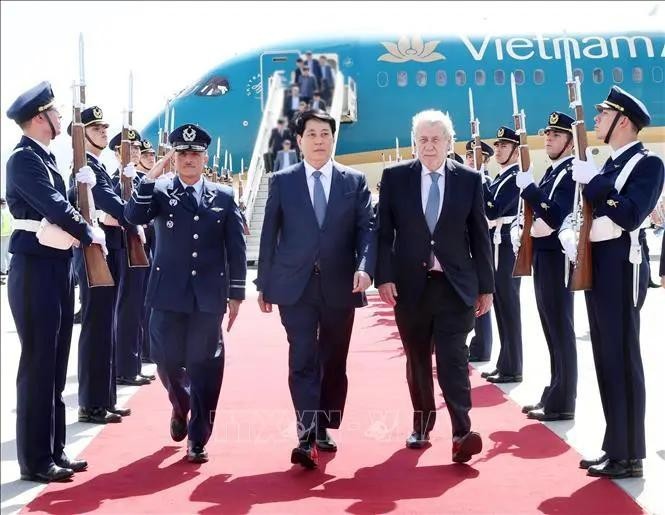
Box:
[108,130,152,387]
[66,107,134,424]
[5,82,105,482]
[512,112,577,421]
[464,139,494,362]
[560,86,664,478]
[137,138,157,365]
[125,123,247,463]
[480,126,523,383]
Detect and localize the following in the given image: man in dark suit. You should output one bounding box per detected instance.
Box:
[560,86,664,479]
[318,55,335,105]
[268,118,292,159]
[310,91,327,112]
[256,110,375,470]
[376,109,493,463]
[283,85,302,121]
[297,67,318,105]
[6,81,104,482]
[125,124,247,464]
[304,50,322,82]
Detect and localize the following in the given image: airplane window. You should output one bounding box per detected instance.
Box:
[194,76,231,96]
[494,70,505,85]
[533,69,545,85]
[397,71,408,87]
[573,68,584,83]
[592,68,604,84]
[514,69,525,85]
[455,71,466,86]
[612,67,623,83]
[475,70,486,86]
[416,71,427,87]
[436,70,447,86]
[653,66,664,83]
[632,67,643,83]
[376,71,389,88]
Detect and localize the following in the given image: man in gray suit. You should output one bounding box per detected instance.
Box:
[274,140,299,172]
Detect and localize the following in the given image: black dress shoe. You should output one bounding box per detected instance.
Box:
[116,375,151,386]
[21,464,74,483]
[405,431,430,449]
[521,402,543,414]
[107,406,131,417]
[468,355,490,363]
[78,407,122,424]
[579,453,609,469]
[648,279,660,288]
[587,459,643,479]
[480,369,498,379]
[170,411,188,442]
[452,431,483,463]
[291,440,318,469]
[526,408,574,421]
[139,373,156,381]
[487,374,522,383]
[55,457,88,472]
[315,429,337,452]
[187,442,208,463]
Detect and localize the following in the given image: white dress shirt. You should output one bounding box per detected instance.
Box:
[304,159,333,204]
[610,140,640,161]
[421,161,446,271]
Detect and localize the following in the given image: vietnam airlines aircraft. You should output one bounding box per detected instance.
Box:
[140,31,664,183]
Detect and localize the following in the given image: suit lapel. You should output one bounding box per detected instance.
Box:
[410,160,431,234]
[434,159,454,233]
[201,178,218,210]
[321,166,344,231]
[296,163,319,225]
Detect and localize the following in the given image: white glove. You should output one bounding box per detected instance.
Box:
[123,163,137,179]
[510,225,520,255]
[76,165,97,188]
[572,148,598,185]
[516,166,535,189]
[136,224,146,244]
[90,225,108,255]
[559,228,577,262]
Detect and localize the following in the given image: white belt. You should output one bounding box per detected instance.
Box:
[530,218,555,238]
[487,216,515,229]
[12,218,76,250]
[12,219,42,232]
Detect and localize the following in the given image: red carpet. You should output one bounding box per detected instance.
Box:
[25,296,643,514]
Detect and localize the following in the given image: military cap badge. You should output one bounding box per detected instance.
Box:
[183,126,197,142]
[497,128,504,138]
[93,107,103,119]
[549,112,559,125]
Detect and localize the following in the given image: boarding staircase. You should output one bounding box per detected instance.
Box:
[242,69,352,263]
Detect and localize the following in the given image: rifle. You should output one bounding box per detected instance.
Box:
[467,88,484,171]
[564,42,592,291]
[120,71,149,267]
[212,137,221,182]
[511,73,534,277]
[72,35,114,287]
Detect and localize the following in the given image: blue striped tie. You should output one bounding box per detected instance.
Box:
[424,173,440,234]
[312,171,327,228]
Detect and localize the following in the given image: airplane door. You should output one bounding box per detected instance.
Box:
[260,50,301,109]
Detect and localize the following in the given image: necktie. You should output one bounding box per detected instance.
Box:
[312,171,327,228]
[424,172,440,234]
[184,186,198,211]
[601,156,614,174]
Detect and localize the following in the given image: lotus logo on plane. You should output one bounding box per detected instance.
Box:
[378,36,446,63]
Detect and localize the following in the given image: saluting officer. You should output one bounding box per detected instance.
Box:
[464,139,494,362]
[512,112,577,421]
[560,86,664,478]
[480,126,523,383]
[66,106,134,424]
[108,130,152,387]
[125,124,247,463]
[5,82,106,482]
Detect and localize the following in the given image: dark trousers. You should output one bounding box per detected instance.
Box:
[585,241,648,460]
[278,272,355,442]
[493,242,523,376]
[75,248,119,408]
[8,254,74,474]
[150,309,225,446]
[533,249,577,413]
[394,271,475,438]
[469,310,493,360]
[114,248,148,378]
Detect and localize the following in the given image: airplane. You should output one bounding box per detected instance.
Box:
[140,31,665,184]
